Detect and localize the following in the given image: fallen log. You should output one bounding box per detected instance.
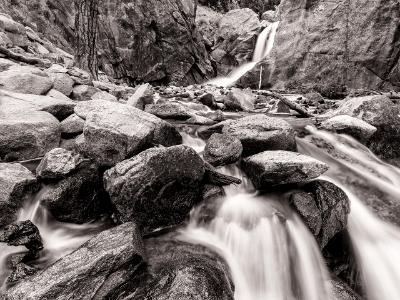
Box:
[259,90,313,118]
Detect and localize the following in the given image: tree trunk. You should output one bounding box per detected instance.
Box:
[74,0,99,80]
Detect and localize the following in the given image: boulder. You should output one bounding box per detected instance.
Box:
[204,133,243,167]
[60,114,84,136]
[40,162,112,224]
[127,83,154,110]
[129,235,234,300]
[198,93,217,108]
[242,151,329,188]
[290,180,350,248]
[0,163,39,228]
[47,72,74,96]
[46,89,72,102]
[320,115,377,142]
[0,90,75,121]
[90,91,118,102]
[330,95,400,157]
[71,85,100,102]
[36,148,81,180]
[0,66,53,95]
[269,0,400,94]
[224,88,256,111]
[75,100,182,167]
[145,102,192,120]
[222,114,296,156]
[0,111,60,161]
[0,220,43,254]
[104,145,205,232]
[4,223,145,300]
[97,0,213,85]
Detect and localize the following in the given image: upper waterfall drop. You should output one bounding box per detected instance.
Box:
[207,21,280,88]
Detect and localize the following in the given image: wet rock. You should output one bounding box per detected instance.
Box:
[320,115,377,142]
[290,180,350,248]
[0,66,52,95]
[145,102,192,120]
[97,0,213,85]
[75,101,182,167]
[130,235,234,300]
[224,88,257,111]
[204,133,243,167]
[71,85,100,102]
[332,278,363,300]
[6,263,38,285]
[36,148,82,180]
[104,145,205,233]
[269,0,400,93]
[4,223,145,300]
[0,220,43,253]
[193,184,225,224]
[261,10,277,22]
[0,163,39,228]
[222,114,296,156]
[60,114,84,136]
[242,151,329,188]
[40,161,112,224]
[331,95,400,158]
[0,111,60,161]
[47,72,74,97]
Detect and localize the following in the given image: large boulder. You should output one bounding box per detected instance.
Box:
[269,0,400,94]
[330,95,400,158]
[129,235,234,300]
[36,148,81,180]
[290,180,351,248]
[104,145,205,233]
[74,100,182,167]
[145,102,192,120]
[0,163,39,228]
[224,88,257,111]
[242,150,329,188]
[204,133,243,167]
[4,223,145,300]
[47,72,74,97]
[0,111,60,161]
[0,66,53,95]
[97,0,213,85]
[222,114,296,156]
[39,161,112,224]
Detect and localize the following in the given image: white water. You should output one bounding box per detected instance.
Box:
[181,134,334,300]
[0,187,105,290]
[298,126,400,300]
[208,21,280,87]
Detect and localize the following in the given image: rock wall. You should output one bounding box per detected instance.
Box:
[269,0,400,95]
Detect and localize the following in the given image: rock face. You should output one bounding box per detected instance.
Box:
[36,148,81,180]
[204,133,243,166]
[97,0,213,85]
[40,162,112,224]
[0,111,60,161]
[331,95,400,158]
[104,145,205,232]
[130,235,234,300]
[269,0,400,94]
[222,114,296,156]
[0,163,39,228]
[320,115,377,142]
[75,100,182,167]
[4,223,145,300]
[290,180,351,248]
[242,150,329,188]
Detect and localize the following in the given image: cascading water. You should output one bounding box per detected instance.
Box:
[0,186,106,290]
[181,133,334,300]
[298,126,400,300]
[207,21,280,87]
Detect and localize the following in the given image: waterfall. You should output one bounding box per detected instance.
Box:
[207,21,280,87]
[0,187,106,290]
[181,134,334,300]
[298,126,400,300]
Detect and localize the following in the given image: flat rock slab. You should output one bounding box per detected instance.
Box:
[242,150,329,188]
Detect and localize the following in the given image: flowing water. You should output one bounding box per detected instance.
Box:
[298,126,400,300]
[207,21,280,87]
[181,134,334,300]
[0,186,106,290]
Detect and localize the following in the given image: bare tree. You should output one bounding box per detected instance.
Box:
[74,0,99,79]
